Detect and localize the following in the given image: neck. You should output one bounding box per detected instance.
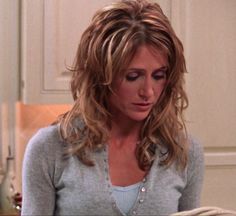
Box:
[109,119,143,148]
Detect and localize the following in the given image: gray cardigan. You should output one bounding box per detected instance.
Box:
[22,124,204,216]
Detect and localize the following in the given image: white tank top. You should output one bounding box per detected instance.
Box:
[112,181,142,215]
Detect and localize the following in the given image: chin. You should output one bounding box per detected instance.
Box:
[128,113,150,122]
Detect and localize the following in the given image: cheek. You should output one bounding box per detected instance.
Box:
[154,82,166,98]
[155,82,166,103]
[115,83,139,99]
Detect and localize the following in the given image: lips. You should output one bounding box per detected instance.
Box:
[132,102,153,111]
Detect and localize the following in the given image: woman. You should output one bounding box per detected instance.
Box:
[22,0,204,215]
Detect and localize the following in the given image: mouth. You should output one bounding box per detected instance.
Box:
[132,102,153,111]
[134,102,152,106]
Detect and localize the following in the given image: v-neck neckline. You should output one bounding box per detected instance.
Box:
[101,145,158,216]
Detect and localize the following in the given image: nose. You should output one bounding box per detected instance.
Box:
[139,78,154,100]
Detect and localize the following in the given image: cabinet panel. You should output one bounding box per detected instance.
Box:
[184,0,236,149]
[21,0,114,104]
[202,166,236,210]
[43,0,117,91]
[21,0,68,104]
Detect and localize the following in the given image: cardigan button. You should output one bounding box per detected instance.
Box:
[139,199,144,203]
[141,187,146,192]
[132,210,137,215]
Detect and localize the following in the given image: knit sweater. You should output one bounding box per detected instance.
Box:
[22,124,204,216]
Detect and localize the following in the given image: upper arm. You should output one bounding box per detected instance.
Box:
[178,138,205,211]
[22,129,56,215]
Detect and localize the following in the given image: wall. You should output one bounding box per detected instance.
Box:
[0,0,19,180]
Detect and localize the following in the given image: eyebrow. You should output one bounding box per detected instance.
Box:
[126,66,168,72]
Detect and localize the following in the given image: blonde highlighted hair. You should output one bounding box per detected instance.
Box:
[59,0,189,170]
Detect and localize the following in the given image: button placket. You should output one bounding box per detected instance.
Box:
[103,146,114,203]
[103,145,124,216]
[128,180,147,216]
[139,185,146,203]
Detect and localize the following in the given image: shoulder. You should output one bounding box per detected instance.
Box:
[187,136,204,163]
[186,135,205,179]
[23,124,68,184]
[24,124,65,161]
[30,124,63,144]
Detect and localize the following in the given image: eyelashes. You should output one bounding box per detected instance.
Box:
[152,71,167,80]
[125,70,167,81]
[125,72,139,81]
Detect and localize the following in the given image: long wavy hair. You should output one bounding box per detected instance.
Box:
[59,0,189,170]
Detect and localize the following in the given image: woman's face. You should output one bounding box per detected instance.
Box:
[108,44,167,123]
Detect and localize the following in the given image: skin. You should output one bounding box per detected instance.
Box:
[108,44,167,186]
[109,44,167,124]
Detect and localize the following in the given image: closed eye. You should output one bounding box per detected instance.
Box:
[125,71,140,81]
[124,67,167,81]
[152,69,167,80]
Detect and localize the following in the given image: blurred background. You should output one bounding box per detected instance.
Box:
[0,0,236,212]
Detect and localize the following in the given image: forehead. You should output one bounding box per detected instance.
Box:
[127,44,167,69]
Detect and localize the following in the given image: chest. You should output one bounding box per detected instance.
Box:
[108,150,147,186]
[55,151,186,216]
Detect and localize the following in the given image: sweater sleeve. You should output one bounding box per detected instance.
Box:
[21,126,61,215]
[178,137,205,211]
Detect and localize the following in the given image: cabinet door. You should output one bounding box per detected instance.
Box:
[21,0,114,104]
[176,0,236,210]
[21,0,171,104]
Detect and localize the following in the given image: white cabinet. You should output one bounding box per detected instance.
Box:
[21,0,114,104]
[182,0,236,210]
[174,0,236,210]
[22,0,68,104]
[20,0,171,104]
